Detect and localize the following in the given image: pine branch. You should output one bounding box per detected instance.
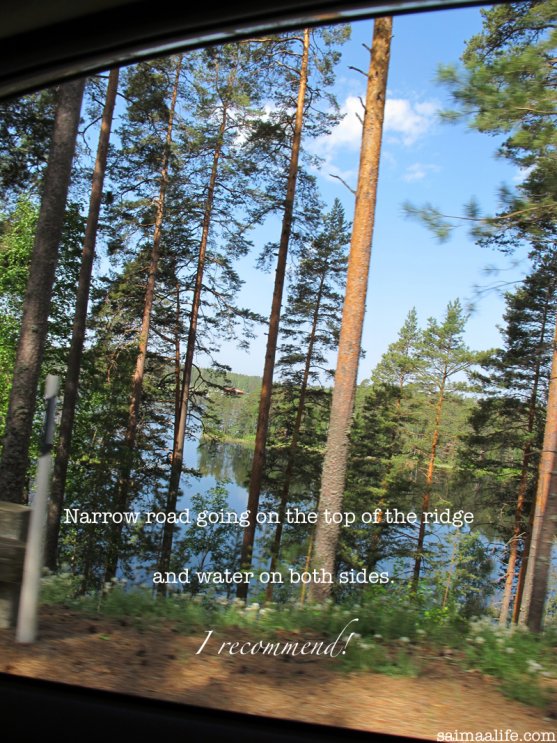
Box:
[330,173,355,195]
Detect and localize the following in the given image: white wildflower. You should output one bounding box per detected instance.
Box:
[527,660,543,674]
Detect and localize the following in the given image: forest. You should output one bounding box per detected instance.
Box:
[1,0,557,723]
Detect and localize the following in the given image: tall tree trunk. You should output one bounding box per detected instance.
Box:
[173,274,181,452]
[104,57,181,581]
[299,529,314,605]
[501,442,534,622]
[499,287,551,623]
[265,272,325,602]
[237,28,311,600]
[46,68,119,571]
[519,315,557,631]
[308,17,392,604]
[0,78,85,504]
[412,367,447,588]
[512,505,535,623]
[156,88,230,590]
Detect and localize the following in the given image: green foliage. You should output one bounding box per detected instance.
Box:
[257,200,349,572]
[0,89,56,199]
[344,303,481,581]
[201,369,262,442]
[406,2,557,249]
[440,1,556,168]
[0,196,84,437]
[459,256,556,546]
[464,617,557,707]
[172,486,243,594]
[38,567,557,705]
[428,530,495,618]
[0,198,38,431]
[40,569,83,605]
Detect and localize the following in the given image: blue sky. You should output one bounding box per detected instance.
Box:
[209,5,532,380]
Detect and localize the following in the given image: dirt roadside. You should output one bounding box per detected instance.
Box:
[1,605,556,740]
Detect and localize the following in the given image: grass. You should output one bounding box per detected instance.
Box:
[39,572,557,706]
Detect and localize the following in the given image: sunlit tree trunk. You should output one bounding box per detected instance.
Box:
[299,530,314,605]
[0,78,85,504]
[46,68,119,570]
[512,506,534,623]
[308,17,392,604]
[105,57,182,581]
[519,316,557,631]
[237,28,311,600]
[499,291,550,623]
[173,275,181,451]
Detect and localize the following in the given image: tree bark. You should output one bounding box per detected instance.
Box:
[265,272,325,602]
[519,314,557,631]
[0,78,85,504]
[104,57,182,581]
[46,68,119,571]
[308,17,392,604]
[173,275,181,452]
[237,28,311,600]
[512,505,535,623]
[499,287,550,624]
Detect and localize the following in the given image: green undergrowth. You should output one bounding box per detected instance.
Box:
[40,573,557,707]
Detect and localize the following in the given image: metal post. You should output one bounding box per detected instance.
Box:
[16,374,59,643]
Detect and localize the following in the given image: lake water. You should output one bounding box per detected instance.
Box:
[124,437,556,618]
[180,438,252,513]
[158,438,506,605]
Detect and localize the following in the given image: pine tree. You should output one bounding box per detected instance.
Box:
[520,310,557,631]
[263,199,349,601]
[0,78,85,504]
[405,1,556,625]
[158,42,275,587]
[309,17,392,603]
[47,68,120,570]
[0,88,56,202]
[238,26,350,598]
[104,56,183,580]
[342,309,422,576]
[412,300,480,587]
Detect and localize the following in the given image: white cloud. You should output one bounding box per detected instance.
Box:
[312,95,439,164]
[384,99,439,146]
[403,162,441,182]
[325,96,365,151]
